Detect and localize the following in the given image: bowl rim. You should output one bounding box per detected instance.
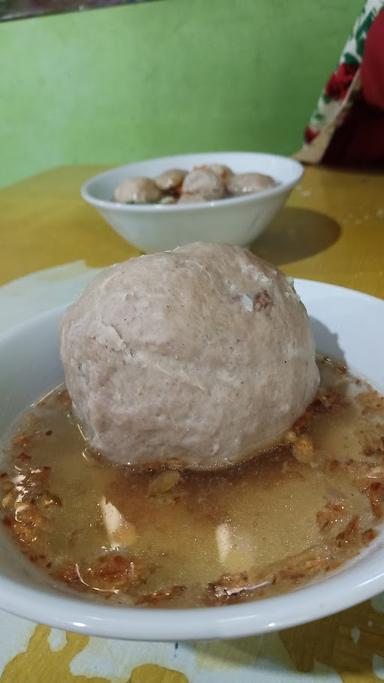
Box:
[80,151,304,213]
[0,547,384,642]
[0,280,384,641]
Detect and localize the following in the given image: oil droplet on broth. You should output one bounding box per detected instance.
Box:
[1,357,384,608]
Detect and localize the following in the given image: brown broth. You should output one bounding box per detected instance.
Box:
[1,356,384,608]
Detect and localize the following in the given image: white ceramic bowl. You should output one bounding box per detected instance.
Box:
[81,152,303,253]
[0,279,383,641]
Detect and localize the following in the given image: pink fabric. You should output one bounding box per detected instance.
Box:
[324,10,384,166]
[361,9,384,109]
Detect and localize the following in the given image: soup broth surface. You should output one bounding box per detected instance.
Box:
[1,356,384,608]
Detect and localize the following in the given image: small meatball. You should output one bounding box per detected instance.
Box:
[155,169,187,192]
[114,177,162,204]
[182,169,226,201]
[159,195,177,205]
[177,193,206,204]
[197,164,233,183]
[227,172,276,197]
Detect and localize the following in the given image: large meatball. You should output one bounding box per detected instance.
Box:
[60,243,319,469]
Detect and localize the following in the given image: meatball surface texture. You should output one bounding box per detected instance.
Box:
[61,243,319,469]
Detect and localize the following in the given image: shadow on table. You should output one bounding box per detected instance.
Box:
[184,631,333,679]
[184,598,383,679]
[310,317,346,363]
[251,207,341,265]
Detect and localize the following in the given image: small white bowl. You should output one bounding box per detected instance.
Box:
[81,152,303,253]
[0,279,383,641]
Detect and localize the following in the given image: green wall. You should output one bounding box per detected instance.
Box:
[0,0,362,187]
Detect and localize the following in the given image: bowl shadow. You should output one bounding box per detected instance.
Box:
[182,597,383,679]
[251,207,341,265]
[182,631,332,679]
[310,317,346,363]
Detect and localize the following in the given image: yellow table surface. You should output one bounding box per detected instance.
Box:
[1,164,384,296]
[0,164,384,683]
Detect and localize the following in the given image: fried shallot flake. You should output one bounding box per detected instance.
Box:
[316,501,346,531]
